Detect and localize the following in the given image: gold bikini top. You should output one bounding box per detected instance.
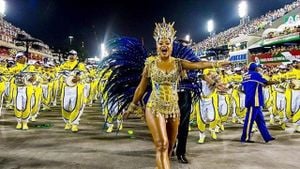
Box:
[144,57,182,89]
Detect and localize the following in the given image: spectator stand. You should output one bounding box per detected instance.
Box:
[248,13,300,65]
[194,0,300,59]
[0,17,52,61]
[199,46,229,62]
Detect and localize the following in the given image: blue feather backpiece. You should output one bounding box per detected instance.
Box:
[98,37,202,116]
[172,41,202,98]
[98,37,148,116]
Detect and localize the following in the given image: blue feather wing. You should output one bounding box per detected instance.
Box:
[98,37,149,116]
[172,41,201,98]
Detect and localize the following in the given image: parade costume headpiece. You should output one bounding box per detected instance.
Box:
[16,52,25,59]
[153,18,176,43]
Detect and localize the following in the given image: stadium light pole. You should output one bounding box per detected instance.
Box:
[238,1,248,25]
[68,36,74,46]
[185,34,190,42]
[100,43,108,60]
[0,0,6,22]
[207,19,215,52]
[207,19,214,36]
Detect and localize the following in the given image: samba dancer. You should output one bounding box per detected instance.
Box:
[126,18,230,169]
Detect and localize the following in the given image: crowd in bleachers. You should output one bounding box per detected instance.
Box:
[0,18,50,54]
[195,0,300,51]
[250,45,300,62]
[265,25,300,39]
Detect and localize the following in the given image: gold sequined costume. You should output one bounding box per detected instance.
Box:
[144,57,183,118]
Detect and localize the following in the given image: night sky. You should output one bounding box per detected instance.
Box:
[5,0,296,56]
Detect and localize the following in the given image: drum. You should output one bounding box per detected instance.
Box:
[40,73,51,84]
[60,70,81,87]
[292,79,300,89]
[85,76,93,83]
[15,73,28,86]
[15,72,37,86]
[65,75,77,87]
[275,83,286,93]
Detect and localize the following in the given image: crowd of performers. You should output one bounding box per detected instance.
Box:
[95,18,300,168]
[0,45,300,136]
[0,18,300,169]
[0,50,118,132]
[190,61,300,144]
[0,44,299,137]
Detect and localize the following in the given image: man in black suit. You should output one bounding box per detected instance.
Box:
[176,89,192,163]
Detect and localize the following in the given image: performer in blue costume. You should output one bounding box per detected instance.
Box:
[241,62,278,143]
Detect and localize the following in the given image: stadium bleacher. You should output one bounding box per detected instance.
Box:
[0,17,51,59]
[195,0,300,52]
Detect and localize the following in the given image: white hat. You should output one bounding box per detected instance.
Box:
[44,64,51,68]
[69,50,77,55]
[7,59,15,65]
[28,60,37,65]
[86,65,93,69]
[234,67,242,71]
[278,64,287,69]
[226,70,234,75]
[16,52,25,58]
[46,61,55,67]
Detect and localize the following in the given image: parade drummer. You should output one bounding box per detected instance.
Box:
[59,50,87,132]
[11,52,35,130]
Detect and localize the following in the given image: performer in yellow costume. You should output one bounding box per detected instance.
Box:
[229,67,246,124]
[271,65,288,129]
[0,76,5,116]
[196,69,222,144]
[99,69,124,133]
[84,64,98,107]
[51,62,61,106]
[0,60,8,116]
[7,55,29,109]
[286,60,300,132]
[262,70,273,116]
[60,50,87,132]
[10,52,35,130]
[216,69,231,132]
[105,98,124,133]
[40,64,55,111]
[98,68,111,114]
[27,61,42,121]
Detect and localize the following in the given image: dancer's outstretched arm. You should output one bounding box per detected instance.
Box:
[181,59,230,70]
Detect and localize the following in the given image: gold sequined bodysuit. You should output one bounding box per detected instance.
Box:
[145,57,181,118]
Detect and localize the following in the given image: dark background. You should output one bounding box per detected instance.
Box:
[5,0,295,57]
